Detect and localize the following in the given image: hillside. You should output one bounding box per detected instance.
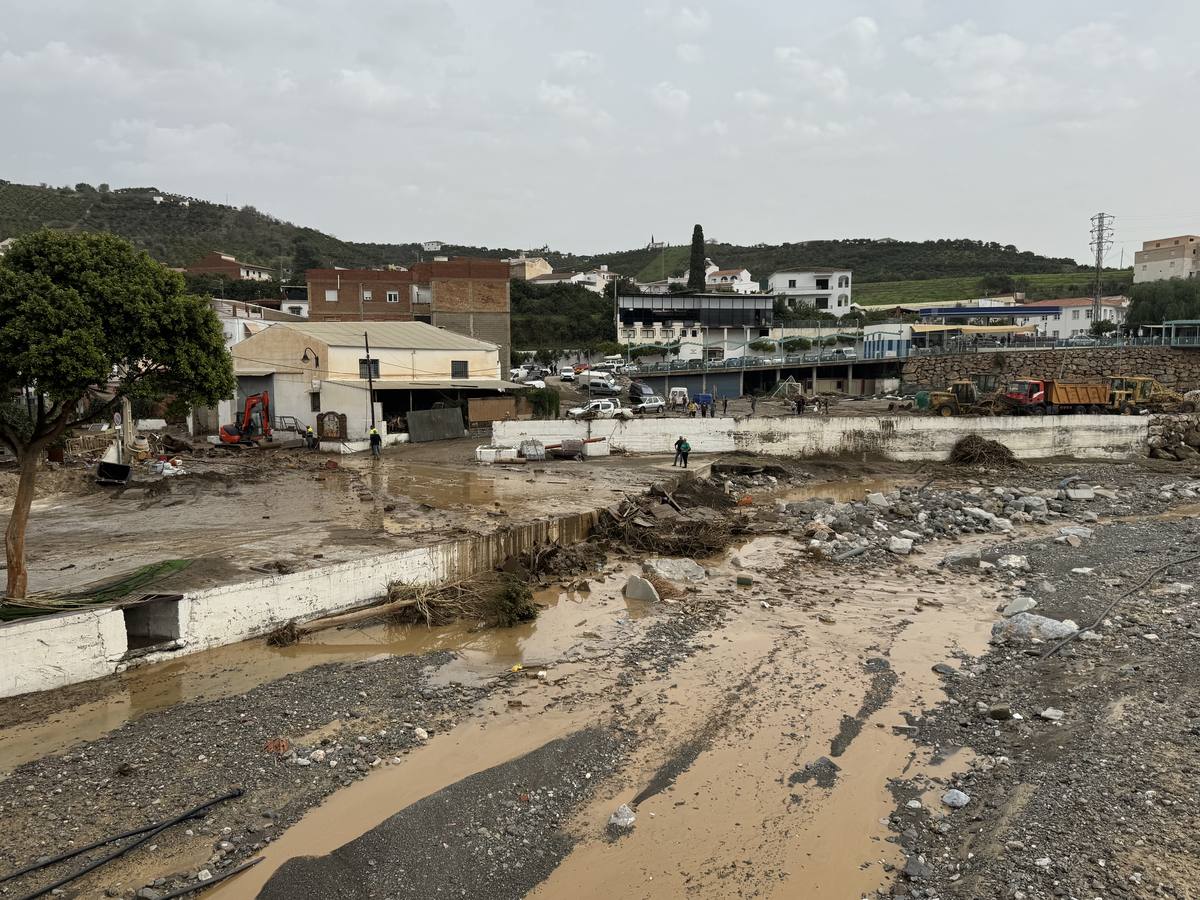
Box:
[1,179,1084,285]
[856,271,1133,306]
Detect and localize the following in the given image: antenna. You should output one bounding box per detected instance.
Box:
[1090,212,1114,322]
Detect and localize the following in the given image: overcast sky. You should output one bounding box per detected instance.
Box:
[2,1,1198,264]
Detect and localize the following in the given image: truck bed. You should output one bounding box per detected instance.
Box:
[1045,381,1109,405]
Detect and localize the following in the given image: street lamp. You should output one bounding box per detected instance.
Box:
[301,347,320,368]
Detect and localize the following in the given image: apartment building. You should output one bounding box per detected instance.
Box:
[767,268,853,317]
[306,257,511,369]
[1134,235,1200,283]
[616,291,774,360]
[1014,296,1129,339]
[186,250,276,281]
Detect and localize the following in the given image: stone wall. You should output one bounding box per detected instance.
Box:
[1147,414,1200,462]
[901,347,1200,389]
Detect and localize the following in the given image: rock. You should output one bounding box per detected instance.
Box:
[931,663,956,676]
[642,558,706,582]
[414,726,429,741]
[898,529,922,541]
[888,536,914,556]
[1093,487,1119,499]
[906,799,923,809]
[1038,580,1057,594]
[736,574,754,586]
[963,506,995,524]
[136,890,162,900]
[941,547,981,568]
[1071,567,1094,576]
[623,575,660,602]
[1165,582,1193,595]
[308,749,326,763]
[608,803,636,829]
[992,613,1078,642]
[903,854,930,881]
[865,492,890,509]
[1038,707,1064,721]
[197,870,213,882]
[987,703,1013,720]
[1066,485,1096,500]
[997,554,1029,571]
[1002,597,1038,617]
[1059,526,1094,540]
[941,789,970,809]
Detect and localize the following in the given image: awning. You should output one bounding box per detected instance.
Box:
[326,378,525,390]
[911,324,1037,335]
[235,367,276,376]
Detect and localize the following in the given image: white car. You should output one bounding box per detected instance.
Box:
[633,395,666,414]
[566,399,634,420]
[523,379,547,389]
[558,368,576,382]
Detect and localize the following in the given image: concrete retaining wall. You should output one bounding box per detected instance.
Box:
[492,415,1149,461]
[0,510,596,699]
[0,608,128,698]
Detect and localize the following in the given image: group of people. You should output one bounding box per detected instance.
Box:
[793,395,829,415]
[685,399,718,418]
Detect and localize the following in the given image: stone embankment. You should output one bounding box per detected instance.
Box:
[1148,413,1200,461]
[901,346,1200,389]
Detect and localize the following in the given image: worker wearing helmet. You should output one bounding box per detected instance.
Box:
[369,427,382,459]
[305,425,317,450]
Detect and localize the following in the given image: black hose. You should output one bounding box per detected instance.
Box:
[153,856,265,899]
[1040,550,1200,659]
[14,789,243,900]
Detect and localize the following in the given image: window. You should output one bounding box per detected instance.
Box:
[758,328,770,337]
[837,293,849,307]
[310,392,321,412]
[642,328,655,338]
[287,306,302,316]
[451,360,469,379]
[386,290,400,303]
[324,289,338,302]
[1086,309,1093,319]
[837,275,850,288]
[358,359,380,379]
[362,289,373,302]
[1072,309,1080,320]
[816,297,829,309]
[661,328,674,338]
[788,279,797,288]
[815,278,829,290]
[622,329,636,340]
[691,329,698,337]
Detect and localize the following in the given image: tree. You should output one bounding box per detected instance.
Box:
[0,231,234,599]
[687,224,706,291]
[979,273,1015,295]
[1128,279,1200,326]
[291,239,326,280]
[1090,319,1118,336]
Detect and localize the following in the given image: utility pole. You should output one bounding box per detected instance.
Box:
[1090,212,1114,322]
[363,331,377,429]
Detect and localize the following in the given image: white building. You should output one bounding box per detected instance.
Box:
[705,267,758,294]
[1013,296,1129,339]
[528,266,613,294]
[768,268,853,317]
[1133,235,1200,283]
[230,321,517,441]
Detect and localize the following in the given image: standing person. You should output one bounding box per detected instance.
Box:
[749,394,757,416]
[796,394,806,415]
[369,426,382,459]
[305,424,317,449]
[688,400,698,418]
[673,435,691,468]
[722,395,728,416]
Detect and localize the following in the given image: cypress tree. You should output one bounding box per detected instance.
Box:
[688,224,706,291]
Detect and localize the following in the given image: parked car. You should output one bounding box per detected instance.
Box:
[724,356,746,368]
[668,387,689,409]
[587,381,621,396]
[1065,335,1096,347]
[566,399,633,420]
[633,395,666,414]
[523,379,546,389]
[629,380,656,403]
[828,347,857,360]
[558,367,576,381]
[803,352,820,363]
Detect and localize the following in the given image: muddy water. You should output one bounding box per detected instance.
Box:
[529,538,1001,899]
[0,580,649,772]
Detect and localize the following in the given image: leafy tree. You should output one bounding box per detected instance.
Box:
[0,231,234,599]
[1090,319,1118,336]
[74,182,96,194]
[1127,279,1200,326]
[749,339,776,352]
[687,224,706,291]
[979,273,1015,294]
[98,183,110,194]
[291,238,326,280]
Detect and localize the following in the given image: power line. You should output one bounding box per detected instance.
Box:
[1090,212,1114,321]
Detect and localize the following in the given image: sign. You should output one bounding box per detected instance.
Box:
[317,411,347,440]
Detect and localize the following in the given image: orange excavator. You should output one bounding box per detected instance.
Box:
[219,392,274,445]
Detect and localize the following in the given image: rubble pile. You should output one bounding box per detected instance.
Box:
[949,434,1018,467]
[1147,414,1200,462]
[777,479,1128,562]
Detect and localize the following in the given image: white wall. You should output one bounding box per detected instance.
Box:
[0,608,127,698]
[492,414,1148,461]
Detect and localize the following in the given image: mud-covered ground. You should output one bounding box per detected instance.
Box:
[3,455,1200,899]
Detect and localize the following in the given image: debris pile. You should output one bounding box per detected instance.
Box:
[949,434,1019,467]
[1147,415,1200,462]
[596,488,737,557]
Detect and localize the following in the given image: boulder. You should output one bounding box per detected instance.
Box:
[1066,485,1096,501]
[888,536,914,556]
[1002,597,1038,617]
[997,554,1030,571]
[992,613,1078,642]
[941,546,981,569]
[941,789,970,809]
[624,575,660,602]
[642,558,706,582]
[865,492,891,509]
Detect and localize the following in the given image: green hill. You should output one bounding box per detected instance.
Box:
[1,179,1088,287]
[856,271,1133,306]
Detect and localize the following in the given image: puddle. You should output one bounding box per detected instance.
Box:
[0,576,653,772]
[784,476,912,504]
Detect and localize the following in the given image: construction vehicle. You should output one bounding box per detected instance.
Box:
[219,392,274,445]
[999,378,1109,415]
[927,380,1003,417]
[1108,376,1197,414]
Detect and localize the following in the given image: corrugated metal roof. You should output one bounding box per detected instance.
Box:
[279,321,499,351]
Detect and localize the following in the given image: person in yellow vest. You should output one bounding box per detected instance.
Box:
[369,427,382,458]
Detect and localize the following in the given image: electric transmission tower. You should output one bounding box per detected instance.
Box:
[1090,212,1114,322]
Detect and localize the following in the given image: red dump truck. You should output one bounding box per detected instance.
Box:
[1000,378,1109,415]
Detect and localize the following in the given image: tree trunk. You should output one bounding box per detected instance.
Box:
[5,451,38,600]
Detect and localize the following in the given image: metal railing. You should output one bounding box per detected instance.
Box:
[623,352,860,376]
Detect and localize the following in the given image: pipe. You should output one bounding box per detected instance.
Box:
[154,856,265,899]
[14,789,243,900]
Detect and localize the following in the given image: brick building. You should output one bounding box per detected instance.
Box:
[185,250,275,281]
[306,257,511,369]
